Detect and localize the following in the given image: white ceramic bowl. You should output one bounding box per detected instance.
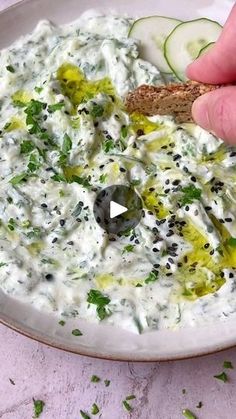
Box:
[0,0,235,361]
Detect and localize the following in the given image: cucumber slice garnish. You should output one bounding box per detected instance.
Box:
[197,42,215,58]
[164,18,222,81]
[129,16,182,73]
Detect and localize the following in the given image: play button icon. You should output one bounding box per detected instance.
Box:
[110,201,128,219]
[93,185,143,235]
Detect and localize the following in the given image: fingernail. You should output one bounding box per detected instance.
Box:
[192,94,211,130]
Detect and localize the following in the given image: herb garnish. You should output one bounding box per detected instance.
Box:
[104,379,110,387]
[91,375,100,383]
[9,172,29,185]
[181,185,202,206]
[145,270,158,284]
[47,102,65,113]
[72,328,83,336]
[223,361,234,369]
[6,65,15,73]
[214,371,228,382]
[182,409,197,419]
[80,410,90,419]
[226,237,236,247]
[58,133,72,166]
[91,403,99,415]
[122,395,136,412]
[122,244,134,254]
[90,104,104,118]
[33,399,45,418]
[87,289,111,320]
[103,139,114,153]
[20,140,35,154]
[58,320,65,326]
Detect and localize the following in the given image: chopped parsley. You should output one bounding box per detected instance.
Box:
[80,410,90,419]
[181,185,202,206]
[25,227,41,239]
[214,371,228,382]
[145,270,158,284]
[122,244,134,254]
[125,395,136,401]
[9,172,28,185]
[33,399,45,418]
[182,409,197,419]
[122,400,132,412]
[0,262,7,267]
[72,328,83,336]
[103,138,114,153]
[226,237,236,247]
[87,289,111,320]
[59,133,72,166]
[104,379,110,387]
[71,175,92,188]
[20,140,35,154]
[99,173,107,183]
[34,86,43,94]
[91,403,99,415]
[121,125,128,139]
[7,218,16,231]
[58,320,65,326]
[91,375,100,383]
[223,361,234,369]
[6,65,15,73]
[27,152,41,173]
[90,103,104,118]
[47,102,65,113]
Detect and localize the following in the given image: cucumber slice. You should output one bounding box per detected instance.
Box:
[197,42,215,58]
[129,16,182,73]
[164,18,222,81]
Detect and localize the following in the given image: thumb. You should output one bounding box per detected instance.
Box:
[191,86,236,144]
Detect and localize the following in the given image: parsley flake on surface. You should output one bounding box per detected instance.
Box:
[104,379,110,387]
[80,410,90,419]
[9,172,28,185]
[91,403,99,415]
[58,320,65,326]
[223,361,234,369]
[58,133,72,166]
[72,328,83,336]
[33,399,45,418]
[182,409,197,419]
[20,140,36,154]
[214,371,228,382]
[91,375,100,383]
[90,103,104,118]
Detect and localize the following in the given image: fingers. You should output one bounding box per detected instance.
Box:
[186,4,236,83]
[191,86,236,144]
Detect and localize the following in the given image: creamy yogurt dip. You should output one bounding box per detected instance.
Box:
[1,10,236,333]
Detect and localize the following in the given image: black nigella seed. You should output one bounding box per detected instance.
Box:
[152,247,158,252]
[135,239,139,244]
[165,179,170,185]
[166,263,171,269]
[183,166,189,173]
[220,272,224,278]
[137,129,144,136]
[166,272,173,276]
[79,201,84,206]
[168,257,174,264]
[204,243,210,249]
[164,188,170,194]
[205,206,212,211]
[225,218,233,222]
[172,179,180,186]
[67,241,74,245]
[52,237,58,243]
[219,219,225,224]
[185,206,190,211]
[149,187,155,192]
[154,263,160,268]
[84,216,89,221]
[229,272,234,278]
[173,154,181,161]
[191,176,197,182]
[210,250,214,255]
[45,273,54,281]
[59,219,65,226]
[166,230,174,237]
[41,203,48,208]
[230,151,236,157]
[119,167,126,173]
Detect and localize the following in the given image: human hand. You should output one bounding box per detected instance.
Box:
[186,4,236,144]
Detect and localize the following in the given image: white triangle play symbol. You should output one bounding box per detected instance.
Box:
[110,200,128,219]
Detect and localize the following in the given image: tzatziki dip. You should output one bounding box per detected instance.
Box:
[0,10,236,334]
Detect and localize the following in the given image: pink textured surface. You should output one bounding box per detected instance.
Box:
[0,1,236,418]
[1,323,236,419]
